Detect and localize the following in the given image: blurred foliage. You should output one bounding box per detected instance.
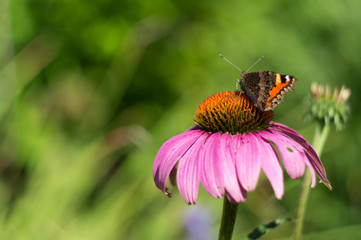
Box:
[0,0,361,239]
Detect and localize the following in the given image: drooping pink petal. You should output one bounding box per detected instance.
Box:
[270,123,331,188]
[153,129,198,176]
[218,133,247,203]
[199,133,225,199]
[260,130,306,179]
[305,152,317,188]
[153,129,204,192]
[254,134,284,199]
[177,133,210,204]
[234,132,261,191]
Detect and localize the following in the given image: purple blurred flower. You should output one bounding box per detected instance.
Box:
[153,92,331,204]
[184,205,215,240]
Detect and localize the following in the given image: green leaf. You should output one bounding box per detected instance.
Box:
[245,218,292,240]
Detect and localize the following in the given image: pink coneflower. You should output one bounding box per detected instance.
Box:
[153,91,331,204]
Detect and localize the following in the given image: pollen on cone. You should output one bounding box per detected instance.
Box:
[194,91,274,134]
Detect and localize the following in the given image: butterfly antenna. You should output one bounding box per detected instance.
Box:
[219,54,244,72]
[246,56,264,72]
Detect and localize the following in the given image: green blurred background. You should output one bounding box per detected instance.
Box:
[1,0,360,239]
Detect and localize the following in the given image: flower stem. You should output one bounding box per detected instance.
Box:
[312,122,330,154]
[219,197,238,240]
[293,122,330,240]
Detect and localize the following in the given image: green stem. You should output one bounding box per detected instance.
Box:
[293,123,330,240]
[312,123,330,154]
[219,197,239,240]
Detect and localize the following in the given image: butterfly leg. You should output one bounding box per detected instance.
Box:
[236,79,240,90]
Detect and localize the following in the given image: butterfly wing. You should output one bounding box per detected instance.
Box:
[240,71,277,111]
[264,74,297,110]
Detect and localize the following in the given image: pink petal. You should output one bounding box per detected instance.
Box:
[305,152,317,188]
[260,130,306,179]
[177,133,210,204]
[153,129,204,192]
[218,133,247,203]
[234,133,261,191]
[270,123,331,188]
[254,134,284,199]
[199,133,225,199]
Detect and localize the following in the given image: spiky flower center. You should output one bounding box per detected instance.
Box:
[195,91,273,134]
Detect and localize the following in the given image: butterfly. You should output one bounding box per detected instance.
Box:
[219,54,296,111]
[240,71,296,111]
